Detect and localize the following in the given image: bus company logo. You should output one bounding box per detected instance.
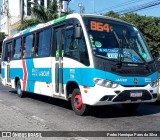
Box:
[134,78,138,84]
[145,78,151,83]
[115,78,127,82]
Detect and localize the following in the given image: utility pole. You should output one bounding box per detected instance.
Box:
[78,3,85,14]
[58,0,71,17]
[20,0,24,24]
[93,0,95,13]
[58,0,62,18]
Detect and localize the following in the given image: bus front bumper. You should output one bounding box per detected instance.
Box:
[81,84,158,106]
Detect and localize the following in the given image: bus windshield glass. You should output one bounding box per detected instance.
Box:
[83,17,153,63]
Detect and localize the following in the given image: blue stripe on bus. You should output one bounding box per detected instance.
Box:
[10,68,23,79]
[1,68,5,78]
[9,59,52,93]
[63,68,158,87]
[22,26,37,35]
[25,59,52,83]
[10,68,52,82]
[8,66,158,89]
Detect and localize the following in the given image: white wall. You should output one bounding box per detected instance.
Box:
[9,0,21,17]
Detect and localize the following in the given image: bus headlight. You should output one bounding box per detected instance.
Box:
[93,78,118,88]
[150,80,159,88]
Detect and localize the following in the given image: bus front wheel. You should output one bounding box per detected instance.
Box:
[71,89,89,116]
[16,80,25,98]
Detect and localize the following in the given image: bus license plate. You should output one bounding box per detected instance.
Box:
[130,91,142,97]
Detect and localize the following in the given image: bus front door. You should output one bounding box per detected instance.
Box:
[54,27,64,97]
[3,42,12,85]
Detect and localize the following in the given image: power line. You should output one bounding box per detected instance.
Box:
[138,4,160,12]
[140,4,160,11]
[91,0,145,14]
[117,0,160,15]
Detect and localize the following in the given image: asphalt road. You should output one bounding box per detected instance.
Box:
[0,82,160,139]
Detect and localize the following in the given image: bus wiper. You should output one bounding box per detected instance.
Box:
[122,31,148,69]
[123,31,130,49]
[113,31,122,67]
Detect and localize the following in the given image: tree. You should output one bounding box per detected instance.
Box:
[105,11,160,57]
[18,18,39,31]
[31,0,58,23]
[18,0,58,30]
[0,32,7,54]
[106,11,120,19]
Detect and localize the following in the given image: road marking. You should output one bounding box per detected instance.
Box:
[32,115,46,123]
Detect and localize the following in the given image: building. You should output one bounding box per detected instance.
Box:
[0,0,2,31]
[1,0,52,36]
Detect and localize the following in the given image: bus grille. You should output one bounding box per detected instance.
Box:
[111,68,151,76]
[113,90,152,102]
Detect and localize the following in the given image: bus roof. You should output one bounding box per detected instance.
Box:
[4,15,67,41]
[4,13,131,41]
[81,14,130,25]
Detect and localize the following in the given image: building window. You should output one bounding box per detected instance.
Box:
[34,0,38,3]
[47,0,51,7]
[27,0,31,16]
[40,0,44,7]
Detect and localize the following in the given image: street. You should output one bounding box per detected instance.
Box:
[0,82,160,138]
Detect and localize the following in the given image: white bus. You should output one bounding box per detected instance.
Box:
[1,14,159,115]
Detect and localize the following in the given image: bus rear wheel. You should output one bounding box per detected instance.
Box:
[71,89,89,116]
[16,80,25,98]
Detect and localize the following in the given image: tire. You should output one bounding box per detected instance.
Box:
[122,103,140,112]
[16,80,25,98]
[71,89,89,116]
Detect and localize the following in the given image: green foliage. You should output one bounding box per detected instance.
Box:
[63,8,74,16]
[0,32,7,54]
[105,11,160,57]
[106,11,120,19]
[17,18,39,30]
[31,0,58,23]
[18,0,74,31]
[0,32,7,42]
[18,0,58,30]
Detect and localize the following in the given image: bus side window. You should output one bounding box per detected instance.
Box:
[3,42,12,61]
[64,28,90,66]
[36,28,51,57]
[64,29,79,61]
[24,34,34,58]
[79,35,90,66]
[35,33,39,56]
[13,38,22,59]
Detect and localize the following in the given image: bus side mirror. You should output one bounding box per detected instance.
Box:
[75,26,81,39]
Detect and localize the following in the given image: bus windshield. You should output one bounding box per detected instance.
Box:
[83,17,153,63]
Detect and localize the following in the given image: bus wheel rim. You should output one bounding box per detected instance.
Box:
[74,94,83,110]
[17,85,21,94]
